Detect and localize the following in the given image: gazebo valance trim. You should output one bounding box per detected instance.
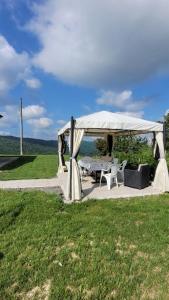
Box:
[60,128,155,137]
[58,111,163,136]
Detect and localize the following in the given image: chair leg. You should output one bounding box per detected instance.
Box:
[106,177,111,190]
[122,173,124,184]
[100,171,104,187]
[115,176,119,188]
[100,174,102,187]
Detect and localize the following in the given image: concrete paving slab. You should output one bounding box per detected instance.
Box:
[57,172,162,203]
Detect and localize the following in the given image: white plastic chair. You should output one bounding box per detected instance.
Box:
[117,160,127,182]
[78,157,93,178]
[100,165,118,190]
[113,158,119,165]
[99,164,112,186]
[78,163,89,181]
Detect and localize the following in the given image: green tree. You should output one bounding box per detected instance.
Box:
[114,135,147,153]
[95,138,107,156]
[113,135,153,166]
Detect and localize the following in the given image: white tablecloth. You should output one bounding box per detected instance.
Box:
[78,158,112,172]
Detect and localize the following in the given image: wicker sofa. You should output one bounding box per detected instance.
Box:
[124,164,151,189]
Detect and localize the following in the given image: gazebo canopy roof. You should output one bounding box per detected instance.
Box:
[58,111,163,136]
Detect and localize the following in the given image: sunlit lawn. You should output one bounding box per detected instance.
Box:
[0,155,58,180]
[1,191,169,299]
[0,153,168,182]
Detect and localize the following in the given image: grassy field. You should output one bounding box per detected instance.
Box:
[0,153,168,181]
[1,190,169,299]
[0,155,58,180]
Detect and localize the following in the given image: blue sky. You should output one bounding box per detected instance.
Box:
[0,0,169,139]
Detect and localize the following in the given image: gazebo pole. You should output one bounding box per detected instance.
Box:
[107,134,113,156]
[69,116,75,200]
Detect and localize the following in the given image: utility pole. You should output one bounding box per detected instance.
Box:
[20,97,23,156]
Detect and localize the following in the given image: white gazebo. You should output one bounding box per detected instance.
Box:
[57,111,169,201]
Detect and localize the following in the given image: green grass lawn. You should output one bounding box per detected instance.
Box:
[0,153,168,181]
[0,155,58,180]
[1,190,169,299]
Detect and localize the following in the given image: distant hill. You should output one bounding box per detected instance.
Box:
[0,136,96,155]
[0,136,57,155]
[80,140,97,156]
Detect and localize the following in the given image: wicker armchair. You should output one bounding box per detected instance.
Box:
[124,164,151,189]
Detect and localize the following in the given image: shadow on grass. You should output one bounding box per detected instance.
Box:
[0,203,25,233]
[0,156,37,171]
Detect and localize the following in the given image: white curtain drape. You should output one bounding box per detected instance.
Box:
[57,134,65,175]
[67,129,84,201]
[153,132,169,192]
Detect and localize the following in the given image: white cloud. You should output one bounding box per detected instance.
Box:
[0,0,16,10]
[0,105,19,129]
[0,35,29,94]
[27,117,55,139]
[0,130,11,136]
[27,117,53,129]
[29,127,57,140]
[25,78,41,89]
[82,105,91,112]
[27,0,169,88]
[0,103,55,139]
[97,90,132,108]
[96,90,146,117]
[0,35,41,96]
[23,105,46,119]
[57,119,66,125]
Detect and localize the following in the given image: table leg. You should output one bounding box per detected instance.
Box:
[95,171,101,183]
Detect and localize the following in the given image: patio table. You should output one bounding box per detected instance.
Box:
[78,158,112,182]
